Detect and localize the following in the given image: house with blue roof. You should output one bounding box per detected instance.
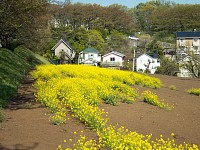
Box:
[176,31,200,55]
[78,47,101,66]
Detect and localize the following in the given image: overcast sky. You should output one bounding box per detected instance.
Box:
[70,0,200,8]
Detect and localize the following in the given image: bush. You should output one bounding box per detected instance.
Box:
[155,57,179,76]
[0,107,4,123]
[187,88,200,96]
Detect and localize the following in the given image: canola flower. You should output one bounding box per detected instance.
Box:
[187,88,200,96]
[31,64,198,150]
[142,90,173,110]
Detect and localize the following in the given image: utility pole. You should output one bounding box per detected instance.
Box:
[133,48,135,71]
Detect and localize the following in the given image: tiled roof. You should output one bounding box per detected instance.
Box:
[81,47,99,53]
[176,32,200,38]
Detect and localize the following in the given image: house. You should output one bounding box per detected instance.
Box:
[78,47,101,66]
[176,31,200,55]
[102,51,125,67]
[51,38,76,64]
[136,53,160,74]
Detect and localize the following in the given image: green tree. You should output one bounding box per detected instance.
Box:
[105,30,127,52]
[150,4,200,35]
[70,27,89,53]
[0,0,48,48]
[147,39,163,58]
[156,57,179,76]
[88,30,105,53]
[134,1,161,34]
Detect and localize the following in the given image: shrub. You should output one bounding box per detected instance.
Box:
[169,85,177,90]
[187,88,200,96]
[0,107,4,123]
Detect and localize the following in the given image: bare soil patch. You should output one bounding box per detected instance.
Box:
[1,73,200,149]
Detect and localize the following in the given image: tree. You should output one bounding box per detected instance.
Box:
[150,4,200,35]
[146,39,164,58]
[156,57,179,76]
[0,0,48,49]
[134,1,161,34]
[181,54,200,78]
[88,30,105,53]
[105,30,127,52]
[70,27,89,53]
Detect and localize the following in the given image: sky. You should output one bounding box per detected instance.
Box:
[70,0,200,8]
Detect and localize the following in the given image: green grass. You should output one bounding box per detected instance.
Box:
[169,85,177,90]
[0,46,50,107]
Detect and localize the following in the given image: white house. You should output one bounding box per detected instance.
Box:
[102,51,125,67]
[78,47,101,66]
[51,38,76,63]
[136,53,160,74]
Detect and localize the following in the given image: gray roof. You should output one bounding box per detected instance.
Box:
[102,51,125,58]
[137,53,159,60]
[51,38,73,51]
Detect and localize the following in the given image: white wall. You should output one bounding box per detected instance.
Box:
[102,54,123,66]
[55,42,71,57]
[136,54,160,74]
[79,53,101,64]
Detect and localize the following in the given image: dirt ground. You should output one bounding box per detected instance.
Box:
[0,72,200,150]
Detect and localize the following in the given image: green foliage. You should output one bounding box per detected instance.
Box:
[122,61,133,71]
[150,4,200,36]
[155,57,179,76]
[0,0,48,48]
[134,1,162,33]
[88,30,105,53]
[105,30,128,52]
[70,27,89,53]
[169,85,177,90]
[0,107,4,123]
[146,39,163,58]
[0,46,47,106]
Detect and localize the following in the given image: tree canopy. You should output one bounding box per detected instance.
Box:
[1,0,200,57]
[0,0,49,49]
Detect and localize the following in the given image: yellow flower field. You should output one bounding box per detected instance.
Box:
[31,64,198,149]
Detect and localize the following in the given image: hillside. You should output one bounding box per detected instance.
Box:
[0,46,50,107]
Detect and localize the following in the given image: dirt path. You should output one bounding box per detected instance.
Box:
[101,74,200,146]
[0,72,97,150]
[0,73,200,149]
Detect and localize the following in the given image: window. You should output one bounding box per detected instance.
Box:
[89,54,94,58]
[110,57,115,61]
[179,39,185,46]
[193,38,199,46]
[193,46,198,50]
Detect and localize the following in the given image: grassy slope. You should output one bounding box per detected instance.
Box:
[0,46,50,106]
